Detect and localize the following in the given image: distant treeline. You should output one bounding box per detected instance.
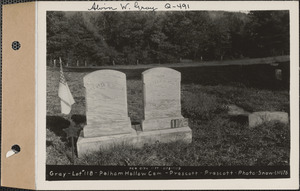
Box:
[47,11,289,66]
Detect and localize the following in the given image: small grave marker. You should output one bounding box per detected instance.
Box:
[275,69,282,80]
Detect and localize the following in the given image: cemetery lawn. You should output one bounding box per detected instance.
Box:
[46,64,289,166]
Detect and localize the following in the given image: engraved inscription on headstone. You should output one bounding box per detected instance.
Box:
[83,70,135,137]
[142,67,186,131]
[171,118,189,128]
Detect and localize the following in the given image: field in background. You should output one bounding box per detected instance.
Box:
[46,62,290,166]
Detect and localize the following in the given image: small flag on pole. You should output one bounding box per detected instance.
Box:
[58,58,75,114]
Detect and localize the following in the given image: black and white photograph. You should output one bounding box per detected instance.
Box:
[43,1,295,185]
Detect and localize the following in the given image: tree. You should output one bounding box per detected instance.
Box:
[47,10,289,65]
[245,11,289,57]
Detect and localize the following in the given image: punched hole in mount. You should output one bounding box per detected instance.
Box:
[6,144,21,158]
[12,41,21,50]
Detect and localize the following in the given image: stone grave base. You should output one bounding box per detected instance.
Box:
[83,119,135,138]
[77,126,192,158]
[248,111,289,128]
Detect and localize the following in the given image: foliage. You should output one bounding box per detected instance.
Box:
[47,11,289,66]
[245,11,290,57]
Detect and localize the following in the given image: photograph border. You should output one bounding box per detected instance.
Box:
[37,1,299,190]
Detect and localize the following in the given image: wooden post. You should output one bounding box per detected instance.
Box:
[68,115,75,165]
[71,136,75,164]
[59,57,62,66]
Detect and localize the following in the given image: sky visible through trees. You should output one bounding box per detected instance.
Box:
[47,10,289,66]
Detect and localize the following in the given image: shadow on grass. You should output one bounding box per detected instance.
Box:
[47,115,87,160]
[71,114,87,127]
[47,116,70,138]
[46,115,86,138]
[229,115,249,125]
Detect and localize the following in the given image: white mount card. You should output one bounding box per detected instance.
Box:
[1,1,299,190]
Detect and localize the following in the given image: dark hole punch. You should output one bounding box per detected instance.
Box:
[6,144,21,158]
[12,41,21,50]
[12,144,21,153]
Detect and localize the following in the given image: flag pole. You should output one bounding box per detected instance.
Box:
[60,57,75,164]
[71,132,75,164]
[68,113,75,165]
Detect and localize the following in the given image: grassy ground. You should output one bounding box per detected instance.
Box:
[46,64,290,166]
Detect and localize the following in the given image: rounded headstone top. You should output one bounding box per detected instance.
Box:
[142,67,179,75]
[142,67,181,82]
[84,70,126,85]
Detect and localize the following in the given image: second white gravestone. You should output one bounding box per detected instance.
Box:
[142,67,188,131]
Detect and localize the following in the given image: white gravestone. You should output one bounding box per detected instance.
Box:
[83,70,135,137]
[142,67,187,131]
